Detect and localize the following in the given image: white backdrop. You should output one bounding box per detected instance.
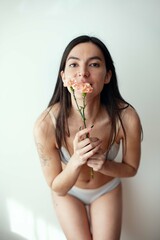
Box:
[0,1,160,239]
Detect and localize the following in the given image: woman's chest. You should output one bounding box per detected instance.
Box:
[66,124,112,156]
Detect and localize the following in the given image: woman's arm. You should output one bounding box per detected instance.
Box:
[34,111,102,195]
[87,107,142,178]
[33,111,81,196]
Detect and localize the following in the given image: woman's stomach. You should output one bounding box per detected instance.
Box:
[63,163,114,189]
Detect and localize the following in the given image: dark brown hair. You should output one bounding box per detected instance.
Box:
[48,35,130,150]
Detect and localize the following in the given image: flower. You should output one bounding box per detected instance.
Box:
[64,77,94,178]
[64,78,93,128]
[75,82,93,94]
[63,78,77,88]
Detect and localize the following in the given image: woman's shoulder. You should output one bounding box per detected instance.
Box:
[121,104,140,120]
[120,104,142,131]
[33,103,60,141]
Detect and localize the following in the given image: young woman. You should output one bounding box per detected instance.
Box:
[34,35,142,240]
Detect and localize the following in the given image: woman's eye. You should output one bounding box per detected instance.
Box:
[69,63,78,68]
[90,63,100,67]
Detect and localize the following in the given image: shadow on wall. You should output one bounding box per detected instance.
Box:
[0,231,28,240]
[122,179,155,240]
[3,198,66,240]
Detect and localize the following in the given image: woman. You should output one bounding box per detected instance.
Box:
[34,35,142,240]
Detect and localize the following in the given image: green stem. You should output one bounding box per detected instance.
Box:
[72,88,84,120]
[72,88,87,128]
[82,94,86,128]
[71,87,94,178]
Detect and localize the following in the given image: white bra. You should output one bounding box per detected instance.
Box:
[60,142,120,164]
[47,109,120,164]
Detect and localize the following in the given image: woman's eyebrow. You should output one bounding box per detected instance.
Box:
[88,56,102,61]
[67,56,102,61]
[67,56,80,61]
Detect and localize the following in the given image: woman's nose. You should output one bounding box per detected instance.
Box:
[77,71,89,78]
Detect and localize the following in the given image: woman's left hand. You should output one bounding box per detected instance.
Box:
[87,148,106,171]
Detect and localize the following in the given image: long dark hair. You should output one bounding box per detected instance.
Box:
[48,35,130,150]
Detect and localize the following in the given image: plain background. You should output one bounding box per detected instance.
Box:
[0,0,160,239]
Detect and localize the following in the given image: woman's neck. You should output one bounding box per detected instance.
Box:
[70,95,102,127]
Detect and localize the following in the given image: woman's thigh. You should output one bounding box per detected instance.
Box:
[52,192,92,240]
[90,183,122,240]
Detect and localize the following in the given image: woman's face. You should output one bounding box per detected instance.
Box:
[61,42,112,96]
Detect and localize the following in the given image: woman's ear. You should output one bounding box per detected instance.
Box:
[60,70,65,81]
[104,70,112,84]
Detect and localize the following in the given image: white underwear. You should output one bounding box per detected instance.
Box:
[68,178,121,205]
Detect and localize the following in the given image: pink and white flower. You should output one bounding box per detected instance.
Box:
[64,78,93,93]
[63,77,94,178]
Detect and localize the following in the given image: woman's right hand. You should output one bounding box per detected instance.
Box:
[72,127,102,167]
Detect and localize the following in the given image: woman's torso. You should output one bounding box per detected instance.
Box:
[48,106,122,189]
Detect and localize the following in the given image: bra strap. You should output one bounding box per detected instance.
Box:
[47,109,57,127]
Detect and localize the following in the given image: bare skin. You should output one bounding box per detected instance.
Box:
[52,182,122,240]
[34,42,141,239]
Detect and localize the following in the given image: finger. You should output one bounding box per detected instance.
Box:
[80,139,102,156]
[75,127,92,141]
[79,137,102,150]
[82,142,102,160]
[89,137,99,142]
[77,137,91,149]
[87,160,104,171]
